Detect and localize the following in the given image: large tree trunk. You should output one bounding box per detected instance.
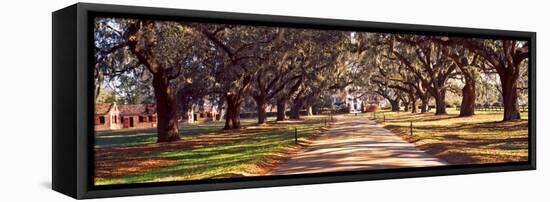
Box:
[420,99,429,113]
[224,94,236,130]
[254,95,267,124]
[389,99,400,112]
[152,73,180,143]
[223,106,232,130]
[434,90,447,115]
[459,79,476,117]
[125,22,179,143]
[289,99,303,119]
[420,98,429,113]
[445,39,527,121]
[215,100,224,121]
[312,105,319,115]
[223,94,243,129]
[231,105,241,129]
[501,74,521,121]
[417,91,430,113]
[403,102,409,112]
[411,96,418,113]
[276,99,286,121]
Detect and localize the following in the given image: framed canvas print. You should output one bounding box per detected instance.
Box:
[52,3,536,199]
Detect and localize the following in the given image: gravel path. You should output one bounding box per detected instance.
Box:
[269,115,446,175]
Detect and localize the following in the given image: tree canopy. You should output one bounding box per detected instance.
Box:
[94,17,529,142]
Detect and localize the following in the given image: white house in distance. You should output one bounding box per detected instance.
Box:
[346,89,363,114]
[348,98,362,113]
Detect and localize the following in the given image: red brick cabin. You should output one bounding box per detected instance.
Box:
[118,104,158,129]
[95,103,122,130]
[95,102,158,131]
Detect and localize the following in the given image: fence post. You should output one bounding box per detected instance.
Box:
[324,118,327,127]
[294,127,298,144]
[383,113,386,122]
[410,121,413,136]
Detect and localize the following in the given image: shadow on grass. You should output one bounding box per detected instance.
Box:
[95,137,295,184]
[385,119,528,165]
[381,112,457,123]
[94,118,319,148]
[94,117,325,185]
[411,120,528,138]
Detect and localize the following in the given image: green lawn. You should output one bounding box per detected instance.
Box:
[95,119,257,148]
[361,108,529,164]
[95,108,529,185]
[95,116,327,185]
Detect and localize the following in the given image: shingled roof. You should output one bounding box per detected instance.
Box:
[95,103,114,115]
[119,104,157,116]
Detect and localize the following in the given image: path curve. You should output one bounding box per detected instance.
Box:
[269,115,446,175]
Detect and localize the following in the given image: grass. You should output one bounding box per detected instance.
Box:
[95,109,530,185]
[363,108,529,165]
[95,119,257,147]
[94,116,327,185]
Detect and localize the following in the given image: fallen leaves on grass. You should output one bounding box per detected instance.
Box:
[96,158,177,178]
[94,116,327,183]
[383,111,528,165]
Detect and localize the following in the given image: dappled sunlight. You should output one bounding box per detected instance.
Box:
[275,120,306,124]
[94,108,528,184]
[96,158,178,179]
[380,108,528,164]
[94,117,326,185]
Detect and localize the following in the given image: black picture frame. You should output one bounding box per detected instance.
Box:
[52,2,536,199]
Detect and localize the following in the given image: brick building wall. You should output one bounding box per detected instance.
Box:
[95,103,122,130]
[121,114,157,129]
[95,103,157,131]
